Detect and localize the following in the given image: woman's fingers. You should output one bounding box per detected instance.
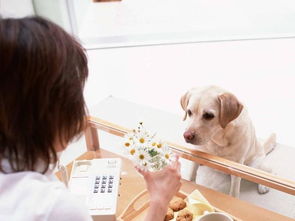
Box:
[177,182,181,192]
[170,155,181,173]
[171,155,179,167]
[176,160,181,174]
[135,165,150,180]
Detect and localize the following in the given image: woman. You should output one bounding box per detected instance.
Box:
[0,17,181,221]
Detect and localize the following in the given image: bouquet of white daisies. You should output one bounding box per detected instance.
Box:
[122,122,175,171]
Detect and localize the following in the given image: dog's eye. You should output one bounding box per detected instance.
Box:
[187,109,192,117]
[203,112,214,120]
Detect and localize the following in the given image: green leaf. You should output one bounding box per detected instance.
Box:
[148,149,158,157]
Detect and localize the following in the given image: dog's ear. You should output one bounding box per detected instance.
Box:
[180,91,191,121]
[218,93,243,128]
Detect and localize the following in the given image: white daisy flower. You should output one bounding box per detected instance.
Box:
[134,132,150,148]
[124,131,135,140]
[155,140,166,149]
[122,136,134,149]
[123,140,131,149]
[134,149,150,166]
[128,147,136,156]
[135,123,153,143]
[162,147,175,164]
[150,140,158,148]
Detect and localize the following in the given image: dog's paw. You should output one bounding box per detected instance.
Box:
[258,184,269,194]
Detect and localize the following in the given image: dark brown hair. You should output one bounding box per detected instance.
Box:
[0,16,88,173]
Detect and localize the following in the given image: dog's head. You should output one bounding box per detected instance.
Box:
[180,86,243,145]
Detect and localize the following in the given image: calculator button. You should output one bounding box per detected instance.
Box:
[96,176,100,180]
[108,184,113,188]
[101,188,105,193]
[94,190,98,193]
[94,185,99,189]
[109,175,114,179]
[108,189,112,193]
[102,180,106,184]
[95,181,100,184]
[109,179,113,184]
[102,176,107,179]
[101,184,106,188]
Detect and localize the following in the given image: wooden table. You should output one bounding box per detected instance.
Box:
[55,149,293,221]
[78,98,295,219]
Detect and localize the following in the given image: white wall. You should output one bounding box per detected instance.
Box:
[78,0,295,47]
[2,0,295,147]
[0,0,74,34]
[72,0,91,33]
[33,0,72,33]
[85,38,295,147]
[0,0,34,18]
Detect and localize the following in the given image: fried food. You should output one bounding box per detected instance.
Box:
[169,197,187,212]
[164,207,174,221]
[176,209,193,221]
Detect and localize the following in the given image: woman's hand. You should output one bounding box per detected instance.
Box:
[136,156,181,221]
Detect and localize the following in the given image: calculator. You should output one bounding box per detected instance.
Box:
[68,158,122,221]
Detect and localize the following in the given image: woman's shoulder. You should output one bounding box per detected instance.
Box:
[0,171,92,221]
[0,170,66,193]
[47,186,92,221]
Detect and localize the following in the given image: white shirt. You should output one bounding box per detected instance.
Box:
[0,162,92,221]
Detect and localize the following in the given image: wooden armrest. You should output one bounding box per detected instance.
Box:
[85,116,295,196]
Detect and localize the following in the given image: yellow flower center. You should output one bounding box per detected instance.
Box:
[152,142,156,146]
[165,154,170,159]
[130,149,135,155]
[157,143,162,148]
[139,138,145,143]
[125,142,130,147]
[139,154,145,160]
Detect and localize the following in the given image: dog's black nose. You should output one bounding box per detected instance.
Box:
[183,131,195,142]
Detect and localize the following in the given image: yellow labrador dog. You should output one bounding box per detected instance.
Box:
[180,86,276,198]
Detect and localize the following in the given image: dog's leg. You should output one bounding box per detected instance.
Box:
[196,166,230,194]
[257,163,272,194]
[263,133,276,155]
[229,175,241,198]
[250,133,276,194]
[250,156,272,194]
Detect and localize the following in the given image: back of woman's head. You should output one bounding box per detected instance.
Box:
[0,16,88,173]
